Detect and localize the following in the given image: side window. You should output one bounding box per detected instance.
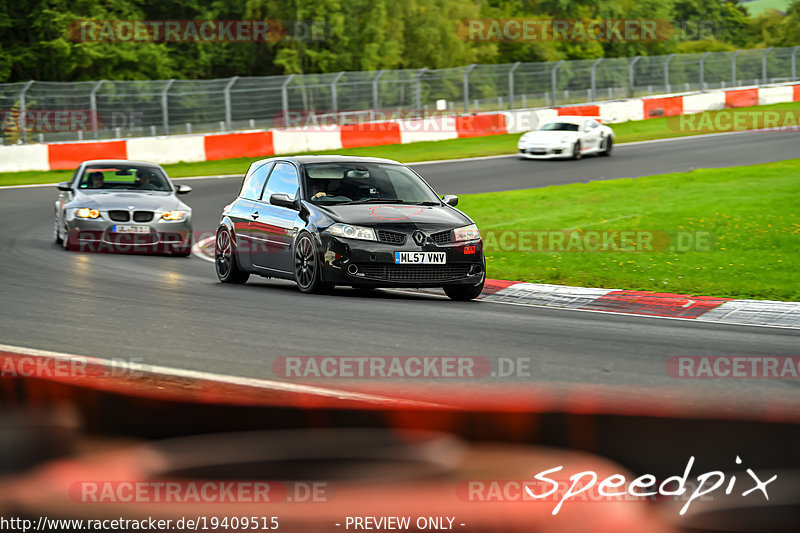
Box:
[239,162,273,200]
[262,162,300,201]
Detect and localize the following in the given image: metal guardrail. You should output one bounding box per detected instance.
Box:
[1,46,798,144]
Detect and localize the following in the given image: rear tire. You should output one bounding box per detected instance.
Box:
[601,136,613,156]
[443,279,485,301]
[215,228,249,284]
[294,233,332,294]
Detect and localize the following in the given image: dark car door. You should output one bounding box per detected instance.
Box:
[230,161,273,270]
[249,161,301,274]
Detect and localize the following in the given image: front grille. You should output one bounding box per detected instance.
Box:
[357,264,472,282]
[376,229,405,244]
[108,210,130,222]
[133,211,154,222]
[430,230,453,245]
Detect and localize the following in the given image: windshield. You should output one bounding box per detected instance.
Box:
[78,165,171,192]
[539,122,580,132]
[303,162,441,205]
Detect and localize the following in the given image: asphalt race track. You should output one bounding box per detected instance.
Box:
[1,131,798,402]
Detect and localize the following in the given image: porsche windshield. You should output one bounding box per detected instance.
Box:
[539,122,580,131]
[78,166,171,192]
[304,162,441,205]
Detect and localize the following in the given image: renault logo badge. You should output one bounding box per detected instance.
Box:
[412,230,425,246]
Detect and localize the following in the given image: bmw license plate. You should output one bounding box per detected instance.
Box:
[394,251,446,264]
[113,225,149,233]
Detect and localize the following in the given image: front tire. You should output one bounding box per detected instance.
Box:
[294,233,331,294]
[571,141,582,160]
[215,228,249,284]
[601,136,613,156]
[54,217,63,245]
[443,279,485,301]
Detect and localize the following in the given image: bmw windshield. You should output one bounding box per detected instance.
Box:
[78,165,172,192]
[303,162,442,205]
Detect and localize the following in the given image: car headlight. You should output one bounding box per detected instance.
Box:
[75,208,100,219]
[161,210,188,221]
[326,223,376,241]
[560,136,571,143]
[520,134,530,142]
[453,224,480,242]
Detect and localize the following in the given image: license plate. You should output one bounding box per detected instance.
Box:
[113,225,150,234]
[394,251,446,264]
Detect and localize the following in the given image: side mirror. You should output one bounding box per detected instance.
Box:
[442,195,458,207]
[56,182,72,192]
[176,184,192,195]
[270,193,297,209]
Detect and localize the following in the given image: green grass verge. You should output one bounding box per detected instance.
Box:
[2,100,799,187]
[459,158,800,301]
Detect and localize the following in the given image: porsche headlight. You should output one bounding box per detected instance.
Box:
[326,223,376,241]
[75,208,100,219]
[560,136,571,143]
[161,210,188,221]
[453,224,480,242]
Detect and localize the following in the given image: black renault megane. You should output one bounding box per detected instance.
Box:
[215,156,485,300]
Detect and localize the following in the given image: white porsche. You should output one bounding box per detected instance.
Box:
[517,116,614,160]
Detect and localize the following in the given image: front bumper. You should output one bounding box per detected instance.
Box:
[517,144,571,159]
[66,217,193,253]
[319,233,485,288]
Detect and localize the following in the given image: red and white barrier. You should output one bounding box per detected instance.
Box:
[1,82,798,173]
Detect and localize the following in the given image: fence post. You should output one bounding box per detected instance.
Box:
[793,46,800,81]
[18,81,34,144]
[330,71,345,118]
[590,58,603,102]
[551,60,564,106]
[508,62,521,109]
[89,80,104,139]
[414,68,428,113]
[732,49,741,86]
[223,76,238,132]
[161,79,175,135]
[628,56,641,98]
[699,51,710,90]
[762,47,772,84]
[281,74,295,127]
[463,64,476,113]
[664,53,675,93]
[372,70,385,113]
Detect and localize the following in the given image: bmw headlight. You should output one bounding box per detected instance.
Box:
[326,223,376,241]
[75,208,100,219]
[453,224,480,242]
[161,210,188,221]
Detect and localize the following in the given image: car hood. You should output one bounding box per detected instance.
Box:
[74,191,184,211]
[520,130,579,144]
[315,203,472,230]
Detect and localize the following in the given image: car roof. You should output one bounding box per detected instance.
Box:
[249,155,404,167]
[81,159,164,168]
